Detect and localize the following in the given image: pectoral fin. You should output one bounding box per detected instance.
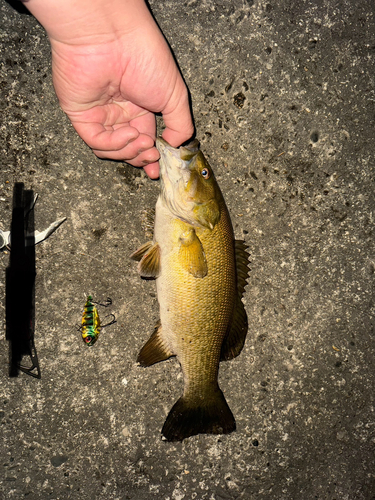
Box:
[137,321,174,366]
[130,241,161,278]
[221,240,250,361]
[178,228,207,278]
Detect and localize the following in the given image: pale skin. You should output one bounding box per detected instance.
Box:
[21,0,194,178]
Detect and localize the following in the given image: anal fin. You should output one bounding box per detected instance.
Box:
[137,321,174,366]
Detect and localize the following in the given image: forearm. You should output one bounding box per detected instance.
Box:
[20,0,154,43]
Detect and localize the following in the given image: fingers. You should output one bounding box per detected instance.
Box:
[92,134,155,162]
[66,84,194,180]
[71,116,160,175]
[94,140,159,177]
[142,160,159,179]
[72,120,140,152]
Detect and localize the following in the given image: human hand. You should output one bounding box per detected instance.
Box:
[22,0,194,179]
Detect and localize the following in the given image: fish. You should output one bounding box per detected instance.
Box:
[131,138,250,441]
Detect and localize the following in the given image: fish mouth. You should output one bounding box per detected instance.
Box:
[156,138,183,184]
[156,137,200,163]
[156,137,180,162]
[156,137,200,183]
[156,138,199,224]
[156,137,199,154]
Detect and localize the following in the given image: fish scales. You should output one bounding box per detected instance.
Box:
[155,199,235,391]
[131,138,250,441]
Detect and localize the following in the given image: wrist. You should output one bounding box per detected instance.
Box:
[22,0,153,44]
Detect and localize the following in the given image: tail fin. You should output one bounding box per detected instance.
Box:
[161,388,236,442]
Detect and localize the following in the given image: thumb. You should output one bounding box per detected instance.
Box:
[161,86,194,147]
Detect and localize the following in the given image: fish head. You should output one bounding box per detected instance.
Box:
[156,138,221,230]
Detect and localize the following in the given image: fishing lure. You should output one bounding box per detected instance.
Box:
[81,296,116,346]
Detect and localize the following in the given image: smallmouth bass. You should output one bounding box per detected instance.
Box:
[131,138,250,441]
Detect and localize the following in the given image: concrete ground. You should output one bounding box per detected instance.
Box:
[1,0,374,498]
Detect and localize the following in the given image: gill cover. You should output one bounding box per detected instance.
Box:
[156,138,221,230]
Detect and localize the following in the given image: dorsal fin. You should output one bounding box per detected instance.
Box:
[130,241,161,278]
[234,240,250,298]
[141,208,155,239]
[220,240,250,361]
[129,241,153,262]
[220,296,248,361]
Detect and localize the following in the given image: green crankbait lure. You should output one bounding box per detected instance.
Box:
[81,296,116,346]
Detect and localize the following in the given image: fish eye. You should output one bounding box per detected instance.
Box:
[201,168,210,179]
